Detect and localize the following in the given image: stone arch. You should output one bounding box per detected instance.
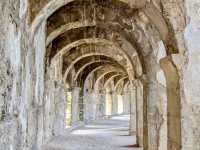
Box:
[83,67,126,118]
[104,74,123,88]
[83,66,125,92]
[30,0,169,47]
[75,63,125,88]
[74,60,114,82]
[46,21,96,46]
[30,0,147,35]
[160,55,181,150]
[46,23,143,75]
[43,4,146,76]
[114,76,129,92]
[123,80,130,92]
[94,70,127,92]
[52,38,135,70]
[46,21,141,64]
[141,3,168,42]
[83,66,105,90]
[63,53,128,83]
[28,1,184,150]
[46,20,139,54]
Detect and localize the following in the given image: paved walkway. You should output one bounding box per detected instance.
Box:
[43,115,143,150]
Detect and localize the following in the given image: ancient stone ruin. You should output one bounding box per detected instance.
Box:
[0,0,200,150]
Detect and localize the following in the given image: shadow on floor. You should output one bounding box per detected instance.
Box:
[121,144,140,148]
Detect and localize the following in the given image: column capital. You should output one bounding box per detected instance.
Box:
[160,54,186,71]
[133,74,148,85]
[126,67,135,81]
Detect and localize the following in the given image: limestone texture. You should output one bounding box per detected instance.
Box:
[0,0,200,150]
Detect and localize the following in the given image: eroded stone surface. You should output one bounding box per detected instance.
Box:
[0,0,200,150]
[42,115,142,150]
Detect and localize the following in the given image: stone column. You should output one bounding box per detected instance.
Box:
[135,80,144,147]
[141,72,167,150]
[160,55,182,150]
[112,92,118,115]
[53,83,66,135]
[123,92,131,114]
[84,89,97,122]
[139,75,148,150]
[95,91,103,119]
[91,90,97,120]
[98,91,106,119]
[105,88,113,116]
[130,84,137,136]
[65,90,72,126]
[117,94,124,114]
[71,87,81,126]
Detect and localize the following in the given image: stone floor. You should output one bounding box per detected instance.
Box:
[43,115,143,150]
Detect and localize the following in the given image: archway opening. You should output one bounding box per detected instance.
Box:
[31,0,182,150]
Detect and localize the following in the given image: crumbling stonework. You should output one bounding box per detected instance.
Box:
[0,0,200,150]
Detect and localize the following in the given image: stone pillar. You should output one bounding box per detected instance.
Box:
[140,76,148,150]
[53,83,66,135]
[91,91,97,120]
[160,55,182,150]
[112,92,118,115]
[117,94,124,114]
[135,80,144,147]
[123,92,131,114]
[130,84,137,136]
[71,87,81,126]
[66,91,72,126]
[97,91,106,119]
[95,91,103,119]
[105,89,113,116]
[141,68,168,150]
[84,89,97,123]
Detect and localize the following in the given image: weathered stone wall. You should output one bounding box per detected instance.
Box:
[31,21,67,149]
[140,24,168,150]
[0,1,67,149]
[0,1,27,150]
[160,0,200,149]
[181,0,200,149]
[1,1,200,150]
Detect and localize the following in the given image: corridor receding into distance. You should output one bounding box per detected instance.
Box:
[43,115,142,150]
[1,0,200,150]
